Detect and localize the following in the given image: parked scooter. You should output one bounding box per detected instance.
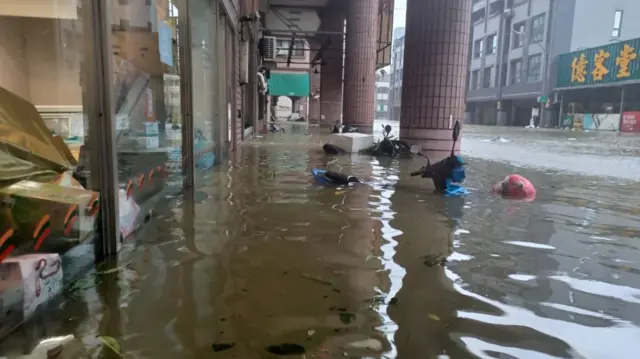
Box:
[410,120,468,196]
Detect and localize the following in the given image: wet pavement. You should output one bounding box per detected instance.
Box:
[2,122,640,358]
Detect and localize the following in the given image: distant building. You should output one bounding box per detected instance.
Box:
[466,0,640,129]
[389,27,405,122]
[374,73,390,121]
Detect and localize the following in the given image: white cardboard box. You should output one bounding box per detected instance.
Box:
[137,136,159,149]
[0,253,63,323]
[327,133,374,153]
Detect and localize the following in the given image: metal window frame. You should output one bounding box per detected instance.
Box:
[177,0,196,189]
[87,0,197,260]
[527,53,542,82]
[612,10,623,38]
[86,0,120,258]
[530,14,545,44]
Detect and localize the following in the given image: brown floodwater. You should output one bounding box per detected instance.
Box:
[2,124,640,358]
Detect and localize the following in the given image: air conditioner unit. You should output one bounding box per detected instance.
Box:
[263,36,277,61]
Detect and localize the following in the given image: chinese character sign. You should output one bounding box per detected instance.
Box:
[557,38,640,87]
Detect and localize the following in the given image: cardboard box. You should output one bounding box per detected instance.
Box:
[112,31,165,75]
[0,253,63,339]
[0,181,99,251]
[143,121,159,136]
[136,136,160,149]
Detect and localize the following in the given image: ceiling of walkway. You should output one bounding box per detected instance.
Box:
[262,0,393,69]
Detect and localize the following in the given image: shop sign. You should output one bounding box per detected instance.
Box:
[557,37,640,87]
[620,111,640,132]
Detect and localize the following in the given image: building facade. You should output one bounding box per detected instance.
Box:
[374,73,390,122]
[389,27,405,122]
[553,0,640,132]
[466,0,640,128]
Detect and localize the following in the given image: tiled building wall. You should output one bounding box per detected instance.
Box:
[319,7,345,127]
[342,0,378,133]
[400,0,471,157]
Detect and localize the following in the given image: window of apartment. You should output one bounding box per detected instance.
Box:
[499,65,508,86]
[512,22,525,49]
[483,67,493,88]
[119,19,130,29]
[527,54,542,82]
[510,58,522,84]
[471,70,480,90]
[145,0,153,5]
[612,10,623,38]
[530,14,545,44]
[276,39,305,57]
[118,0,130,5]
[486,34,497,55]
[489,0,505,17]
[472,9,485,24]
[473,39,484,58]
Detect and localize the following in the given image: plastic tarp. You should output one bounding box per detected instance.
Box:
[0,86,73,185]
[267,72,310,97]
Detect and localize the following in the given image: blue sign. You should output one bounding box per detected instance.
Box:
[159,22,173,67]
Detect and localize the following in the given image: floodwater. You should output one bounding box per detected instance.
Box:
[2,122,640,358]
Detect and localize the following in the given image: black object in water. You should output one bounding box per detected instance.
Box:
[322,143,346,155]
[212,343,236,352]
[324,171,360,184]
[266,343,306,355]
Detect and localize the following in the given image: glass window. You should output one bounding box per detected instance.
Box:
[112,0,185,230]
[510,59,522,84]
[612,10,623,38]
[276,39,305,57]
[512,22,525,48]
[531,14,545,44]
[471,70,480,90]
[483,67,493,88]
[473,39,484,58]
[191,0,218,180]
[486,34,497,55]
[0,0,98,319]
[527,54,542,82]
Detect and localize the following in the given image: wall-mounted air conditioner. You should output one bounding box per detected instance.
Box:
[262,36,277,61]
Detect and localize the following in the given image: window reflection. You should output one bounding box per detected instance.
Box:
[112,0,184,233]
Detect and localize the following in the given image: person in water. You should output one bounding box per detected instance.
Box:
[492,174,536,200]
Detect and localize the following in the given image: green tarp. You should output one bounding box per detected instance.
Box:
[268,72,310,97]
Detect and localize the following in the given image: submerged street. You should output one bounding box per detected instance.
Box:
[2,123,640,358]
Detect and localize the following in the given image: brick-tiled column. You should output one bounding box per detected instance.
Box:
[400,0,471,159]
[320,11,344,128]
[342,0,378,133]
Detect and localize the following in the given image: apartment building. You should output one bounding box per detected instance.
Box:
[466,0,640,127]
[389,27,405,122]
[374,73,390,122]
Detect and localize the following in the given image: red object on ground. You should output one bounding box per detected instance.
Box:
[492,174,536,201]
[620,111,640,133]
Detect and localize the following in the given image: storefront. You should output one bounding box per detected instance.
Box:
[0,0,259,337]
[554,37,640,131]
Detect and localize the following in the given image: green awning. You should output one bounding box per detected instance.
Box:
[268,72,310,97]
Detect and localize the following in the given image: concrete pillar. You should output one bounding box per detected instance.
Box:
[400,0,471,159]
[308,67,321,126]
[319,11,344,128]
[342,0,378,133]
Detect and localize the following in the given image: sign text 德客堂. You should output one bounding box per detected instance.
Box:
[556,37,640,88]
